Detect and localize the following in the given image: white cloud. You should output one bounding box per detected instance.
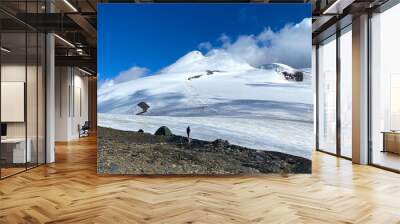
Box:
[99,66,149,90]
[99,79,115,90]
[218,33,231,48]
[204,18,312,69]
[113,66,149,83]
[198,42,213,51]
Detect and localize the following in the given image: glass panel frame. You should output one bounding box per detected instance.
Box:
[27,30,39,169]
[315,24,353,160]
[0,1,47,179]
[0,29,28,178]
[317,35,337,155]
[339,26,353,159]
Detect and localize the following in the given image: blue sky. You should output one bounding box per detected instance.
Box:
[98,4,311,81]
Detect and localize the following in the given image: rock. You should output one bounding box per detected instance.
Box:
[212,139,229,148]
[154,126,172,136]
[255,155,264,161]
[287,158,296,164]
[136,102,150,115]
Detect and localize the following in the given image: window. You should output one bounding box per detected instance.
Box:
[339,27,352,158]
[370,3,400,171]
[317,36,337,154]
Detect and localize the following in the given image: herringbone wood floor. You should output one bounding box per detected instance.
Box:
[1,135,400,224]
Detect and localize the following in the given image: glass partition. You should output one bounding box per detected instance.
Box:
[27,30,38,169]
[316,25,353,159]
[317,35,337,154]
[0,2,46,179]
[339,27,352,158]
[38,32,45,165]
[1,31,28,177]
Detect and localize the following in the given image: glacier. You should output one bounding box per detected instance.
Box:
[98,51,313,159]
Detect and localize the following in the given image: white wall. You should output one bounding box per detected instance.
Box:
[1,65,40,138]
[1,65,26,130]
[1,63,46,164]
[74,73,89,136]
[55,67,69,141]
[55,67,89,141]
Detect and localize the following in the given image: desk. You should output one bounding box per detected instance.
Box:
[1,138,31,163]
[382,131,400,154]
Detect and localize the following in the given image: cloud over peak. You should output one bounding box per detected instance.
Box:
[99,66,149,90]
[200,18,311,69]
[101,18,311,88]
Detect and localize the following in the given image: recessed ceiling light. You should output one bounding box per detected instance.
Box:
[63,0,78,12]
[78,67,93,76]
[1,47,11,53]
[54,34,75,48]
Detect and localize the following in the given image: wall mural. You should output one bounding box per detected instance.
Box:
[97,3,313,175]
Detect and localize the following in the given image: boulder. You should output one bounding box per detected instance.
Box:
[136,102,150,115]
[154,126,172,136]
[212,139,230,148]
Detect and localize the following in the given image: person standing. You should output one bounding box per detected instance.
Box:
[186,126,191,144]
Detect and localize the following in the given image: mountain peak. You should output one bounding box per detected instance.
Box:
[162,50,253,73]
[189,50,202,55]
[179,50,205,61]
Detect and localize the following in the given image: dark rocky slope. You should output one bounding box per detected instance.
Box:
[97,127,311,175]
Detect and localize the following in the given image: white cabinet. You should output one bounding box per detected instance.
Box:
[1,138,32,163]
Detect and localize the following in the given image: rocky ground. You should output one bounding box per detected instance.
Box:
[97,127,311,175]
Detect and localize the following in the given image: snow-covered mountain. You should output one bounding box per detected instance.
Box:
[98,50,313,158]
[161,50,253,73]
[99,50,311,115]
